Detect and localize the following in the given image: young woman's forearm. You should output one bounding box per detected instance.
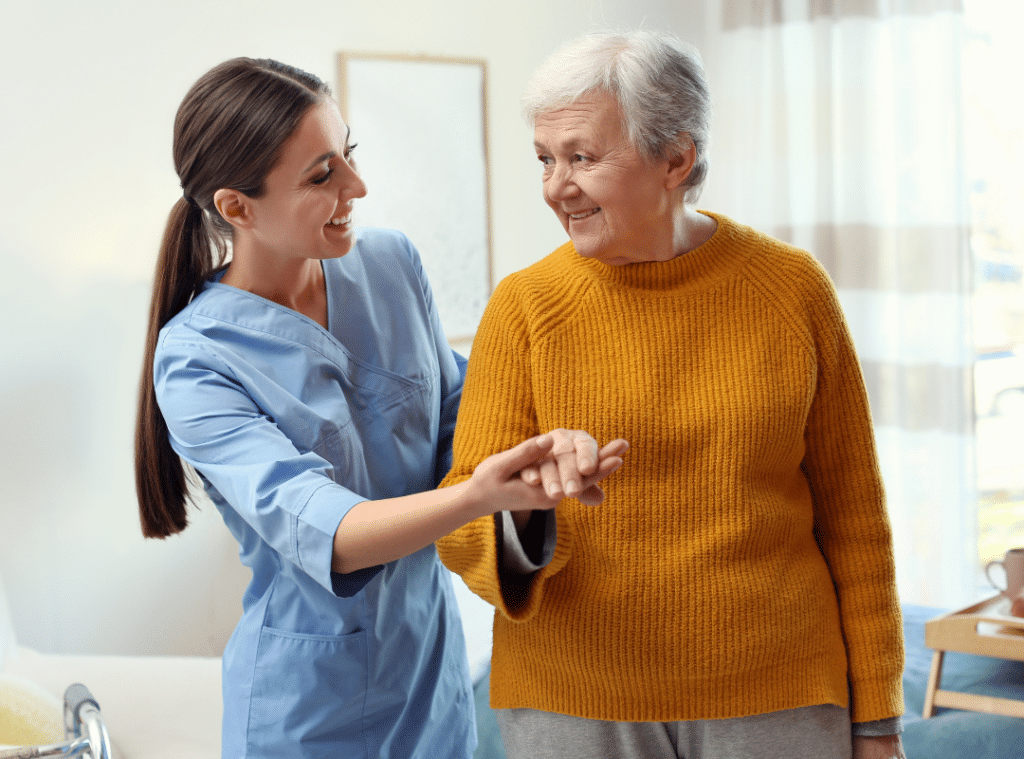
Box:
[331,482,478,573]
[332,434,558,574]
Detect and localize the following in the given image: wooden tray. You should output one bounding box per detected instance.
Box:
[922,595,1024,718]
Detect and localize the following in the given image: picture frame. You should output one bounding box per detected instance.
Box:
[337,52,493,343]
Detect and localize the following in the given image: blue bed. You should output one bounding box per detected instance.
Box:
[472,605,1024,758]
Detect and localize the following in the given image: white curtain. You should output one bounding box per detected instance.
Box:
[701,0,974,607]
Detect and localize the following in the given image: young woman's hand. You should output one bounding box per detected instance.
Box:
[465,431,627,518]
[463,434,564,516]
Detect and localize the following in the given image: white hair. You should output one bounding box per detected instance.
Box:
[522,30,712,205]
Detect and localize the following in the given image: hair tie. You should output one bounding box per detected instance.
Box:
[182,191,197,207]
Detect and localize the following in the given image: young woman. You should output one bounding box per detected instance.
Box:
[134,58,625,758]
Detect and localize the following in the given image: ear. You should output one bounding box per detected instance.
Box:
[664,132,696,191]
[213,188,253,230]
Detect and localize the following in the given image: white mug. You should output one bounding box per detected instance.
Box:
[985,547,1024,600]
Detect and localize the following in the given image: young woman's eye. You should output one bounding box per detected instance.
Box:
[311,169,333,185]
[344,143,358,161]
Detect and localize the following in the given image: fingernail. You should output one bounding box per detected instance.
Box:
[565,481,581,496]
[547,483,561,497]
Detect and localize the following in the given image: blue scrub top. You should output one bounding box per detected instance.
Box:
[154,229,475,758]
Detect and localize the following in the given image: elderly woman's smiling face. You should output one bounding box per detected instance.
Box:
[533,90,688,265]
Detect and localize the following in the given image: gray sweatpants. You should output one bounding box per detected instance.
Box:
[496,704,853,759]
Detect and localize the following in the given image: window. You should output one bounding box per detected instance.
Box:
[966,1,1024,573]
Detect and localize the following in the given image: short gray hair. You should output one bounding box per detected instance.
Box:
[522,30,712,204]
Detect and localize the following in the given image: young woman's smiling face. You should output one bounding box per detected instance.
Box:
[244,98,367,262]
[533,90,684,265]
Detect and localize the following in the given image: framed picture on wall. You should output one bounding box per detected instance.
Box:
[337,52,492,344]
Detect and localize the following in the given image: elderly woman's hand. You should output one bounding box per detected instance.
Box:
[852,734,906,759]
[519,429,629,507]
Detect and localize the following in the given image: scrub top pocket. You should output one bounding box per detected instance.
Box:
[248,625,370,758]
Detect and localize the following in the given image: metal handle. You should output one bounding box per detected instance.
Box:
[63,684,111,759]
[0,736,88,759]
[0,746,45,759]
[0,684,108,759]
[77,705,111,759]
[62,684,98,736]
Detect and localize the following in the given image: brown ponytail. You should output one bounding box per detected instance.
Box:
[135,59,330,538]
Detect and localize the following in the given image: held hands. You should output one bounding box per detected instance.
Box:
[465,429,628,518]
[332,430,625,574]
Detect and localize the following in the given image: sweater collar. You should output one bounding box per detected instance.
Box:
[562,211,754,291]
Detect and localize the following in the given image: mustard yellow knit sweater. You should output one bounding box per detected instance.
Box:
[438,212,904,724]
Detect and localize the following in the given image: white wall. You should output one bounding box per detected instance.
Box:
[0,0,706,656]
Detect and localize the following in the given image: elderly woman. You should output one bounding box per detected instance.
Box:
[438,31,905,759]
